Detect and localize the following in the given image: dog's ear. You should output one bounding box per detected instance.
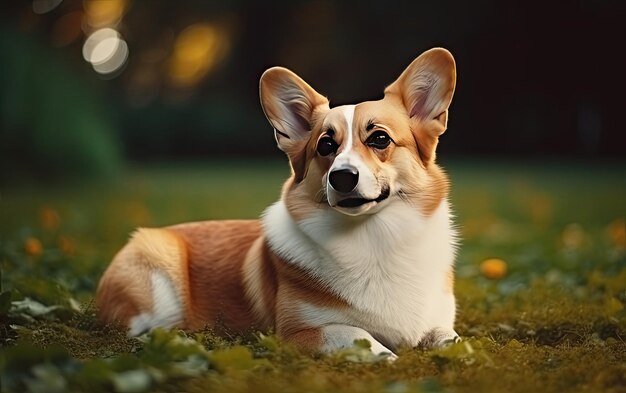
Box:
[260,67,329,181]
[385,48,456,165]
[260,67,329,152]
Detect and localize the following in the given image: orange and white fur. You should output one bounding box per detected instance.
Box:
[96,48,459,358]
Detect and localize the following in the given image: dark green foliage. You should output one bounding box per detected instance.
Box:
[0,29,122,184]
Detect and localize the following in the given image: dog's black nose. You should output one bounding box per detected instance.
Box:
[329,166,359,193]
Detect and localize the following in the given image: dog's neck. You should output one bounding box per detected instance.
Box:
[262,198,455,279]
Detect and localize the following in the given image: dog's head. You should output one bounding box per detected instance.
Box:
[260,48,456,219]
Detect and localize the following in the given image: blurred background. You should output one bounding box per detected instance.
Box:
[1,4,625,387]
[1,0,625,183]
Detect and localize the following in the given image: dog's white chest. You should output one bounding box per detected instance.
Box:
[263,199,457,347]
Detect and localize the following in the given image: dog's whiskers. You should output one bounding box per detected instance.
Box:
[397,189,418,208]
[314,189,328,207]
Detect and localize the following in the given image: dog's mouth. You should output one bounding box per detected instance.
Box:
[336,187,391,208]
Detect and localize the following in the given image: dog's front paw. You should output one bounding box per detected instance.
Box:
[438,334,461,347]
[385,352,398,363]
[419,328,461,349]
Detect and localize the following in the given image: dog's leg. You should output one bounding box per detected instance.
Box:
[282,324,397,359]
[128,270,183,336]
[421,277,460,348]
[96,228,189,335]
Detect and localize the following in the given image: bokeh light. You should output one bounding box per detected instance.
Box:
[93,39,128,75]
[32,0,63,15]
[83,0,127,28]
[90,35,120,65]
[82,28,117,61]
[82,27,128,76]
[168,23,230,88]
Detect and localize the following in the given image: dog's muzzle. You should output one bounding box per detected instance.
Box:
[336,186,391,208]
[327,165,391,211]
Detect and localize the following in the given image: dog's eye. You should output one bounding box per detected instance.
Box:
[366,131,392,149]
[317,136,339,156]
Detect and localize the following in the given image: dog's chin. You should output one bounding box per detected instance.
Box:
[328,187,391,216]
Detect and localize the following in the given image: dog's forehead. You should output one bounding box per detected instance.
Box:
[354,99,407,124]
[321,98,409,142]
[325,100,405,129]
[324,105,355,129]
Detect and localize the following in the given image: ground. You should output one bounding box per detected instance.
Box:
[1,159,625,393]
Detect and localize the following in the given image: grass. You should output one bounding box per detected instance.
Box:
[1,158,625,393]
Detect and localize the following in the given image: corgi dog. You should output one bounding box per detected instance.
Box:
[96,47,459,358]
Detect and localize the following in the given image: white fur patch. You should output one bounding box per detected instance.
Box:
[340,105,355,153]
[327,105,357,171]
[128,271,183,336]
[263,198,457,348]
[321,324,396,358]
[326,104,380,209]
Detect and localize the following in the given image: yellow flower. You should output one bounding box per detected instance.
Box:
[24,237,43,257]
[607,218,625,248]
[480,258,507,280]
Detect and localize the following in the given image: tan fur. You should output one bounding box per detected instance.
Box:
[168,221,265,333]
[446,268,455,294]
[242,236,276,328]
[96,245,154,326]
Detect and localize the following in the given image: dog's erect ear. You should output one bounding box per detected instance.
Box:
[385,48,456,164]
[260,67,329,182]
[260,67,329,153]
